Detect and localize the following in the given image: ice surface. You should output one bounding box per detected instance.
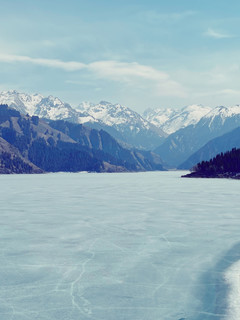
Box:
[0,171,240,319]
[223,256,240,319]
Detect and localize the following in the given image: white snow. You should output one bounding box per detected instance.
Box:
[0,90,80,121]
[78,115,96,124]
[3,90,240,137]
[144,103,240,134]
[144,105,212,134]
[77,100,155,132]
[196,105,240,128]
[0,91,165,148]
[204,105,240,118]
[0,90,42,115]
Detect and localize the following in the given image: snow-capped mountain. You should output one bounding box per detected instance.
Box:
[155,104,240,168]
[0,90,84,122]
[0,90,44,115]
[203,105,240,128]
[76,101,166,149]
[143,105,212,134]
[78,101,152,128]
[0,91,166,150]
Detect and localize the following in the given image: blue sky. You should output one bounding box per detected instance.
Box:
[1,0,240,112]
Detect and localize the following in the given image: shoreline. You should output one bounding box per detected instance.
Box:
[182,171,240,179]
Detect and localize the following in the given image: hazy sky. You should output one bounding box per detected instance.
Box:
[1,0,240,112]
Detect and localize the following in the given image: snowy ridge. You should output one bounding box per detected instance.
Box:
[143,107,178,128]
[0,90,80,121]
[77,101,166,150]
[0,90,43,115]
[76,100,167,149]
[0,91,166,150]
[0,92,163,134]
[144,104,240,135]
[34,96,76,120]
[78,101,156,131]
[143,104,212,134]
[203,105,240,127]
[205,105,240,118]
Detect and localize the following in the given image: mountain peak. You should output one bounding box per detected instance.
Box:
[0,90,78,120]
[0,90,165,150]
[143,104,212,134]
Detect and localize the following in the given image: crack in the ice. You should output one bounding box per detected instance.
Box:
[70,239,98,317]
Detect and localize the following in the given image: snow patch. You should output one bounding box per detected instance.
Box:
[144,105,212,134]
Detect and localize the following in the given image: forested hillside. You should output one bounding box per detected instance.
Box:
[0,105,165,174]
[183,148,240,178]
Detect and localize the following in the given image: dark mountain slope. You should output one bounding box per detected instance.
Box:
[48,120,164,171]
[179,126,240,169]
[0,136,42,174]
[154,111,240,168]
[0,105,103,173]
[0,91,167,150]
[0,105,165,173]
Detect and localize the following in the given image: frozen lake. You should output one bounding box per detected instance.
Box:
[0,171,240,320]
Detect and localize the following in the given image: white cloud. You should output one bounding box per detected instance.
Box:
[205,28,234,39]
[88,60,169,82]
[0,53,185,97]
[88,60,186,97]
[0,54,86,71]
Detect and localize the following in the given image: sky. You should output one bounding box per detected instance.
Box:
[1,0,240,112]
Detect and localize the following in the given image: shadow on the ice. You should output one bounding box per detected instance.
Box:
[191,242,240,320]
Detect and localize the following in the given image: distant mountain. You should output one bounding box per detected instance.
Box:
[77,101,167,150]
[0,91,166,150]
[182,148,240,179]
[47,119,165,172]
[0,90,81,121]
[154,105,240,168]
[0,104,165,174]
[179,126,240,169]
[143,105,212,134]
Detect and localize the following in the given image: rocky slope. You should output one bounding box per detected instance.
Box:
[0,91,166,150]
[77,101,167,150]
[0,104,165,173]
[0,136,43,174]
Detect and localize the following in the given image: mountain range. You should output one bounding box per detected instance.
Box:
[77,100,166,150]
[143,104,212,134]
[2,90,240,171]
[0,91,166,150]
[0,104,164,174]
